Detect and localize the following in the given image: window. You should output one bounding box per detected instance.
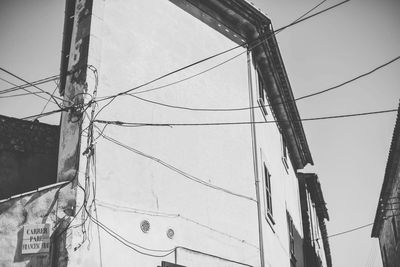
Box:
[258,74,268,117]
[392,216,398,243]
[287,212,296,266]
[281,133,289,171]
[263,164,273,220]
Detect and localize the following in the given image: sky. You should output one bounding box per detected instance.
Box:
[0,0,399,266]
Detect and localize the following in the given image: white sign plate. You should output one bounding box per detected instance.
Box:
[22,224,51,254]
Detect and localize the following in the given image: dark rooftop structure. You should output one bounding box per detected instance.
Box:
[371,102,400,266]
[0,115,60,199]
[298,172,332,267]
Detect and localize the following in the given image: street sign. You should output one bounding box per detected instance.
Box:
[22,224,51,254]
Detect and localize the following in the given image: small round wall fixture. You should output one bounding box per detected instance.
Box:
[140,220,150,233]
[166,228,175,239]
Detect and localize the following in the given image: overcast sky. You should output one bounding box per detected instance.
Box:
[1,0,399,266]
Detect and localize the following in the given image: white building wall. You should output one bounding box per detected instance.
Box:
[249,66,304,267]
[65,0,305,266]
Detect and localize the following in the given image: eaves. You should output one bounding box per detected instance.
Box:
[170,0,313,170]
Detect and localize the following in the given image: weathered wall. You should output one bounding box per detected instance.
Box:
[0,184,72,267]
[60,0,307,266]
[0,115,59,199]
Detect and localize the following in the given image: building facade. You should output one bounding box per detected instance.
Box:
[371,104,400,267]
[298,173,332,267]
[0,0,332,266]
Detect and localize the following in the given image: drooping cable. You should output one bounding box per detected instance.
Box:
[92,0,350,119]
[0,74,59,95]
[94,108,398,128]
[127,55,400,112]
[0,67,64,107]
[96,200,259,248]
[97,133,256,202]
[0,76,54,103]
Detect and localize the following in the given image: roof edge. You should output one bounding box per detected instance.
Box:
[372,101,400,237]
[170,0,313,170]
[297,172,329,220]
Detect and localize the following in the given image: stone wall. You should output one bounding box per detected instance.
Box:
[0,115,59,199]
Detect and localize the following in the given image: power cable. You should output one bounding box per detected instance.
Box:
[89,213,255,264]
[317,222,374,241]
[130,52,245,96]
[0,67,64,107]
[316,213,400,242]
[128,0,331,98]
[18,67,98,120]
[291,0,329,23]
[98,133,256,202]
[104,0,349,100]
[94,108,398,128]
[0,74,59,95]
[92,0,350,119]
[0,91,47,99]
[296,55,400,101]
[96,200,259,248]
[88,213,176,255]
[128,55,400,112]
[20,107,70,120]
[0,76,54,103]
[36,83,59,120]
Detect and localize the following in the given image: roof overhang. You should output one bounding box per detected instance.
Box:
[372,103,400,237]
[297,172,329,220]
[170,0,313,170]
[298,172,331,267]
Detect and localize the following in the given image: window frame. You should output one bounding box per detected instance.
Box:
[257,73,269,118]
[287,211,296,266]
[281,133,289,172]
[262,162,274,224]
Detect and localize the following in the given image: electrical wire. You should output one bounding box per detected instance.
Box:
[0,74,59,95]
[36,83,60,120]
[127,55,400,112]
[92,0,350,119]
[0,67,64,107]
[96,200,259,248]
[88,209,258,264]
[89,213,257,263]
[0,76,55,103]
[127,0,330,101]
[94,108,398,128]
[88,214,176,256]
[296,55,400,101]
[130,52,245,96]
[0,91,47,99]
[127,0,332,98]
[101,0,349,100]
[316,213,400,242]
[318,223,374,241]
[20,107,70,120]
[291,0,329,23]
[98,133,257,202]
